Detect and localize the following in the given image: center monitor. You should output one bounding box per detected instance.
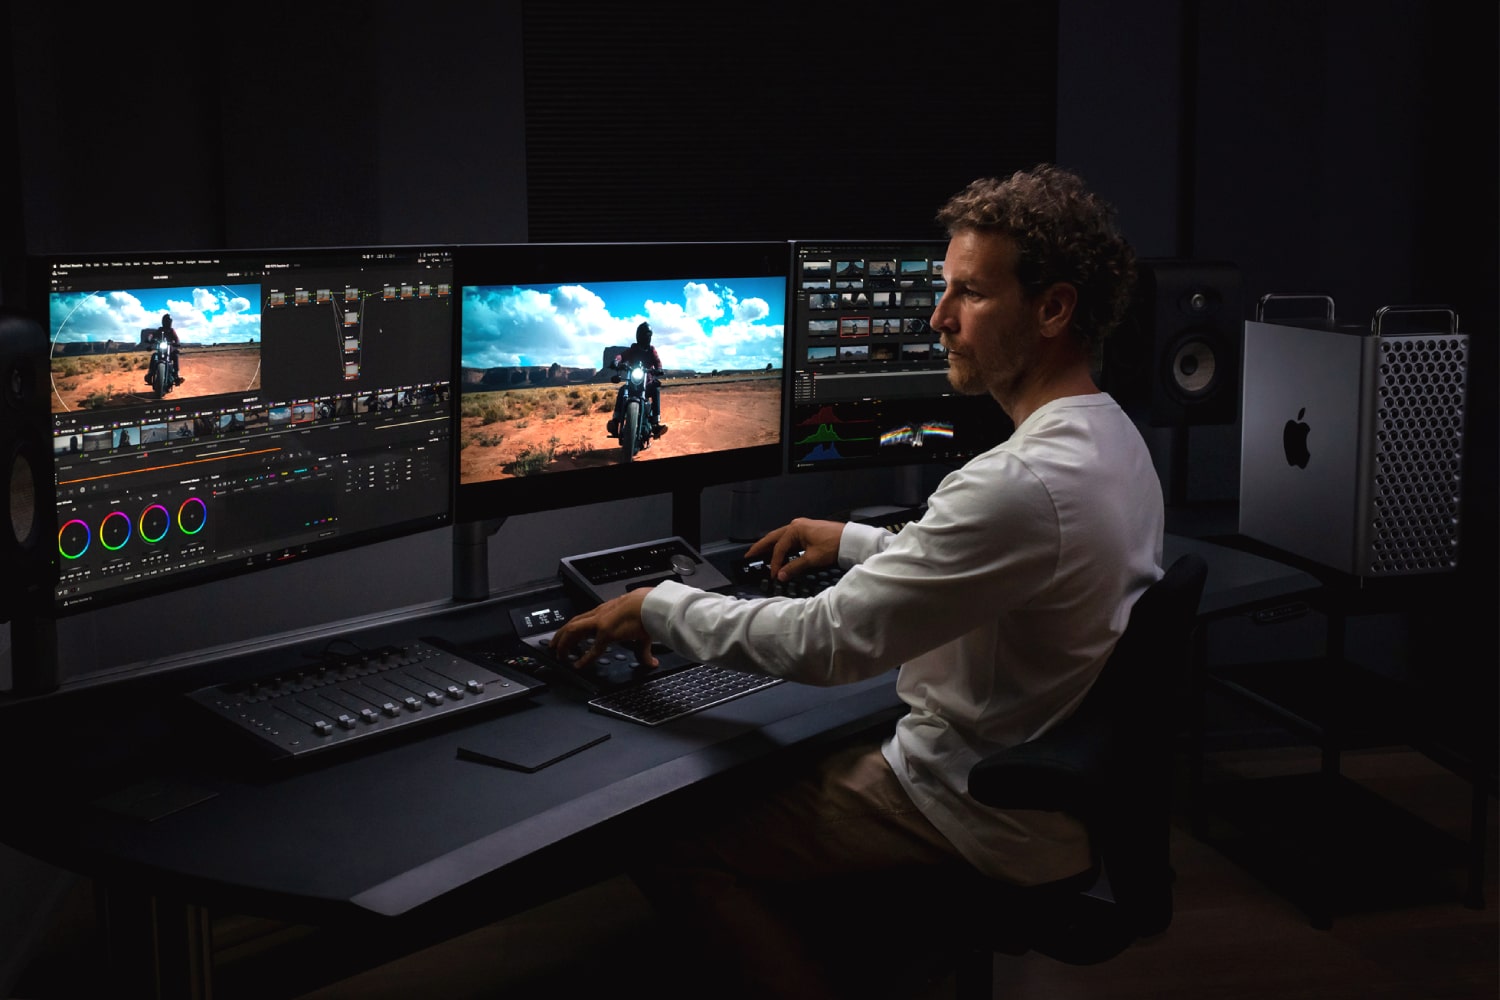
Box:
[786,240,1012,474]
[453,242,790,534]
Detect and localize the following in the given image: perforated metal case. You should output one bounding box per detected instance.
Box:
[1239,300,1467,578]
[1363,328,1467,575]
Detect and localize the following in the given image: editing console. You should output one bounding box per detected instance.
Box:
[185,637,543,761]
[558,535,732,605]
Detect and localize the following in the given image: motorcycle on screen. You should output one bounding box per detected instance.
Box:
[612,361,659,461]
[149,334,174,398]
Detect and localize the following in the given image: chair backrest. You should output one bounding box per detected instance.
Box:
[1085,551,1208,935]
[967,551,1208,943]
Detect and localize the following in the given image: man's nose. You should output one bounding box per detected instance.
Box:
[929,301,952,332]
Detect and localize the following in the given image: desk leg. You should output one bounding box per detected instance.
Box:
[1466,768,1489,910]
[1309,612,1348,931]
[96,886,214,1000]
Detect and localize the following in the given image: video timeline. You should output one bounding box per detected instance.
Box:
[50,385,451,610]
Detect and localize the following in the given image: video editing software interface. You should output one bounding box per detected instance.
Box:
[40,246,454,615]
[455,242,789,520]
[787,240,1010,472]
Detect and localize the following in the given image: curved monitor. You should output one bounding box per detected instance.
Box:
[453,241,790,528]
[786,239,1012,473]
[29,245,455,617]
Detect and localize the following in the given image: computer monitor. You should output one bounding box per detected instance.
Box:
[786,240,1012,475]
[29,245,455,618]
[452,241,789,589]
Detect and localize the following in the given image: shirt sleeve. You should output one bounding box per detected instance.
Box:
[640,452,1061,686]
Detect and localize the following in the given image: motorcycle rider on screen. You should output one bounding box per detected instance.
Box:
[143,313,184,386]
[606,321,668,439]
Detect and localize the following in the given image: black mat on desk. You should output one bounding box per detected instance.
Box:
[457,713,610,772]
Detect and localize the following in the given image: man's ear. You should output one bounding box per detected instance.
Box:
[1036,282,1078,339]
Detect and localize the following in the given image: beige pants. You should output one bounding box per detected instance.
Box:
[633,736,970,999]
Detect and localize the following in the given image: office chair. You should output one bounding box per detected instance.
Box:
[954,552,1208,998]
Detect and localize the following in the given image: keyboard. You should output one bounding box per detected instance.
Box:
[587,661,783,726]
[185,636,544,761]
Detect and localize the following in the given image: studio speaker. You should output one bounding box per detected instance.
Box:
[1104,260,1243,426]
[1,310,55,621]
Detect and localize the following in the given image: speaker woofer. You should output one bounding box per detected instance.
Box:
[9,446,38,547]
[1169,336,1219,398]
[0,311,57,623]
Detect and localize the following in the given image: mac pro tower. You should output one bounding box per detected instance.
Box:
[1239,300,1468,578]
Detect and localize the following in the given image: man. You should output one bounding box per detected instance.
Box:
[553,164,1163,997]
[606,321,668,438]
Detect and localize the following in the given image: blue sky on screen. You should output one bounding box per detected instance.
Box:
[49,284,262,344]
[461,276,785,373]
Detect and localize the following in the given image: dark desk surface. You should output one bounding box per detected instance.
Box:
[0,533,1318,936]
[0,602,905,930]
[1164,533,1320,618]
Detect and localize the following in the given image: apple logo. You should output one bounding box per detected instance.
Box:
[1283,407,1311,468]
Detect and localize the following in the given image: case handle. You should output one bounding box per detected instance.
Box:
[1256,293,1336,323]
[1372,305,1459,336]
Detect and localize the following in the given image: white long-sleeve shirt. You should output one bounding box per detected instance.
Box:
[643,393,1164,883]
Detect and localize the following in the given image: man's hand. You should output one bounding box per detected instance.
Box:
[549,588,656,671]
[743,517,846,582]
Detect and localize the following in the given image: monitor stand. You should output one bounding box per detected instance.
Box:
[1165,419,1190,507]
[452,518,506,602]
[670,485,703,553]
[849,465,927,523]
[451,486,706,603]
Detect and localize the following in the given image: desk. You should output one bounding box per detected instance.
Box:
[0,534,1317,998]
[0,587,907,998]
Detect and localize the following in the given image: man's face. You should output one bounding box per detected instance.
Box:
[929,230,1039,404]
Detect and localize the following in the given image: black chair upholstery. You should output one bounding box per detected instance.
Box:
[956,552,1208,997]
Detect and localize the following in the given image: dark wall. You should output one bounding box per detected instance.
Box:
[4,1,528,263]
[519,3,1058,242]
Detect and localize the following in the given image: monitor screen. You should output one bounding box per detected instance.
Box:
[786,240,1011,473]
[33,245,454,616]
[454,242,789,523]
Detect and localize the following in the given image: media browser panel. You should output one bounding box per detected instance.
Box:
[787,240,1010,473]
[37,246,455,614]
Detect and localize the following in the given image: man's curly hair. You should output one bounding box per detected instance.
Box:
[936,165,1137,349]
